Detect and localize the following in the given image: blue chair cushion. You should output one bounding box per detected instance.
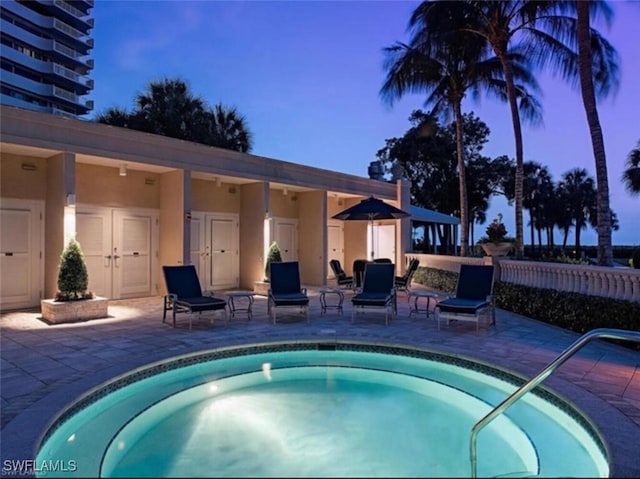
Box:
[437,298,488,314]
[176,296,227,312]
[270,292,309,306]
[352,292,393,306]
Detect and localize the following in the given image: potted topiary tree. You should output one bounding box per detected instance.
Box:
[41,238,108,323]
[264,241,283,281]
[477,214,516,257]
[55,237,91,301]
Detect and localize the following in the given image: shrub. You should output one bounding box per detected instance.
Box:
[413,266,458,293]
[264,241,283,280]
[414,266,640,350]
[56,238,93,301]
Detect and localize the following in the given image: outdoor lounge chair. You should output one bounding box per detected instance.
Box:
[268,261,309,324]
[351,262,397,325]
[329,259,354,289]
[353,259,368,290]
[162,265,227,329]
[395,258,419,295]
[435,264,495,333]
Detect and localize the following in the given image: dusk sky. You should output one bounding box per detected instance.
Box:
[89,1,639,246]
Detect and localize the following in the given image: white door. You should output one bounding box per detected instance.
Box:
[206,214,238,290]
[191,212,239,291]
[190,213,206,289]
[327,220,344,278]
[76,208,111,297]
[370,224,396,261]
[113,210,155,298]
[0,199,44,309]
[274,219,298,262]
[77,206,159,299]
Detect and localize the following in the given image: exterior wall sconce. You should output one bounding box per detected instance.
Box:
[21,162,37,171]
[65,194,76,207]
[283,187,288,196]
[216,177,222,188]
[119,163,127,176]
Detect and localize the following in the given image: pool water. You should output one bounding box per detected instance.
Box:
[35,343,609,477]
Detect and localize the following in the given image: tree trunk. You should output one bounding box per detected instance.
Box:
[529,211,535,249]
[577,1,613,266]
[453,100,469,256]
[498,50,525,259]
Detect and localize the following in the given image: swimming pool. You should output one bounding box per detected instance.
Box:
[35,341,609,477]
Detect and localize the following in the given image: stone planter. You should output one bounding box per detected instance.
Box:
[480,242,514,257]
[253,281,270,296]
[41,297,109,324]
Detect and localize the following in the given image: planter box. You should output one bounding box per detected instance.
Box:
[253,281,270,296]
[481,242,515,257]
[41,297,109,324]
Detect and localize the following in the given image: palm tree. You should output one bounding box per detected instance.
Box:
[559,168,597,255]
[205,104,253,153]
[622,141,640,196]
[96,77,254,152]
[133,78,207,141]
[412,1,614,259]
[95,107,135,128]
[381,2,540,256]
[576,1,619,265]
[554,182,574,250]
[522,162,553,251]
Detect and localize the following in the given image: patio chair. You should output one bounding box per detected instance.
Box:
[395,258,420,296]
[162,265,227,329]
[435,264,495,333]
[352,259,368,290]
[268,261,309,324]
[351,262,397,325]
[373,258,393,264]
[329,259,354,290]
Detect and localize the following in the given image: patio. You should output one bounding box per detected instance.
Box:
[1,284,639,477]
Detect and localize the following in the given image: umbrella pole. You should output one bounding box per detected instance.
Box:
[370,219,374,260]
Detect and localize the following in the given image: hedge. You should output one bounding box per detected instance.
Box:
[414,266,640,349]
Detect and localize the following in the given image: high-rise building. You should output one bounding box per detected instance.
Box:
[0,0,94,118]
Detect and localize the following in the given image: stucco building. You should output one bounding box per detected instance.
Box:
[0,106,425,310]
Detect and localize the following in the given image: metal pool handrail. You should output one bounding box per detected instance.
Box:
[470,328,640,478]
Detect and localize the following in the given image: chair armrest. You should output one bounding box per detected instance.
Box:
[301,287,307,295]
[203,290,216,297]
[166,293,178,302]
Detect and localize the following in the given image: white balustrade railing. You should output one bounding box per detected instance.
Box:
[412,254,640,303]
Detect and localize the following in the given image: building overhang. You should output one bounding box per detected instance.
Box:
[0,106,396,200]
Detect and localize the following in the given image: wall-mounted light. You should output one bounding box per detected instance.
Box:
[65,193,76,207]
[216,177,222,188]
[119,163,127,176]
[283,187,288,196]
[21,162,37,171]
